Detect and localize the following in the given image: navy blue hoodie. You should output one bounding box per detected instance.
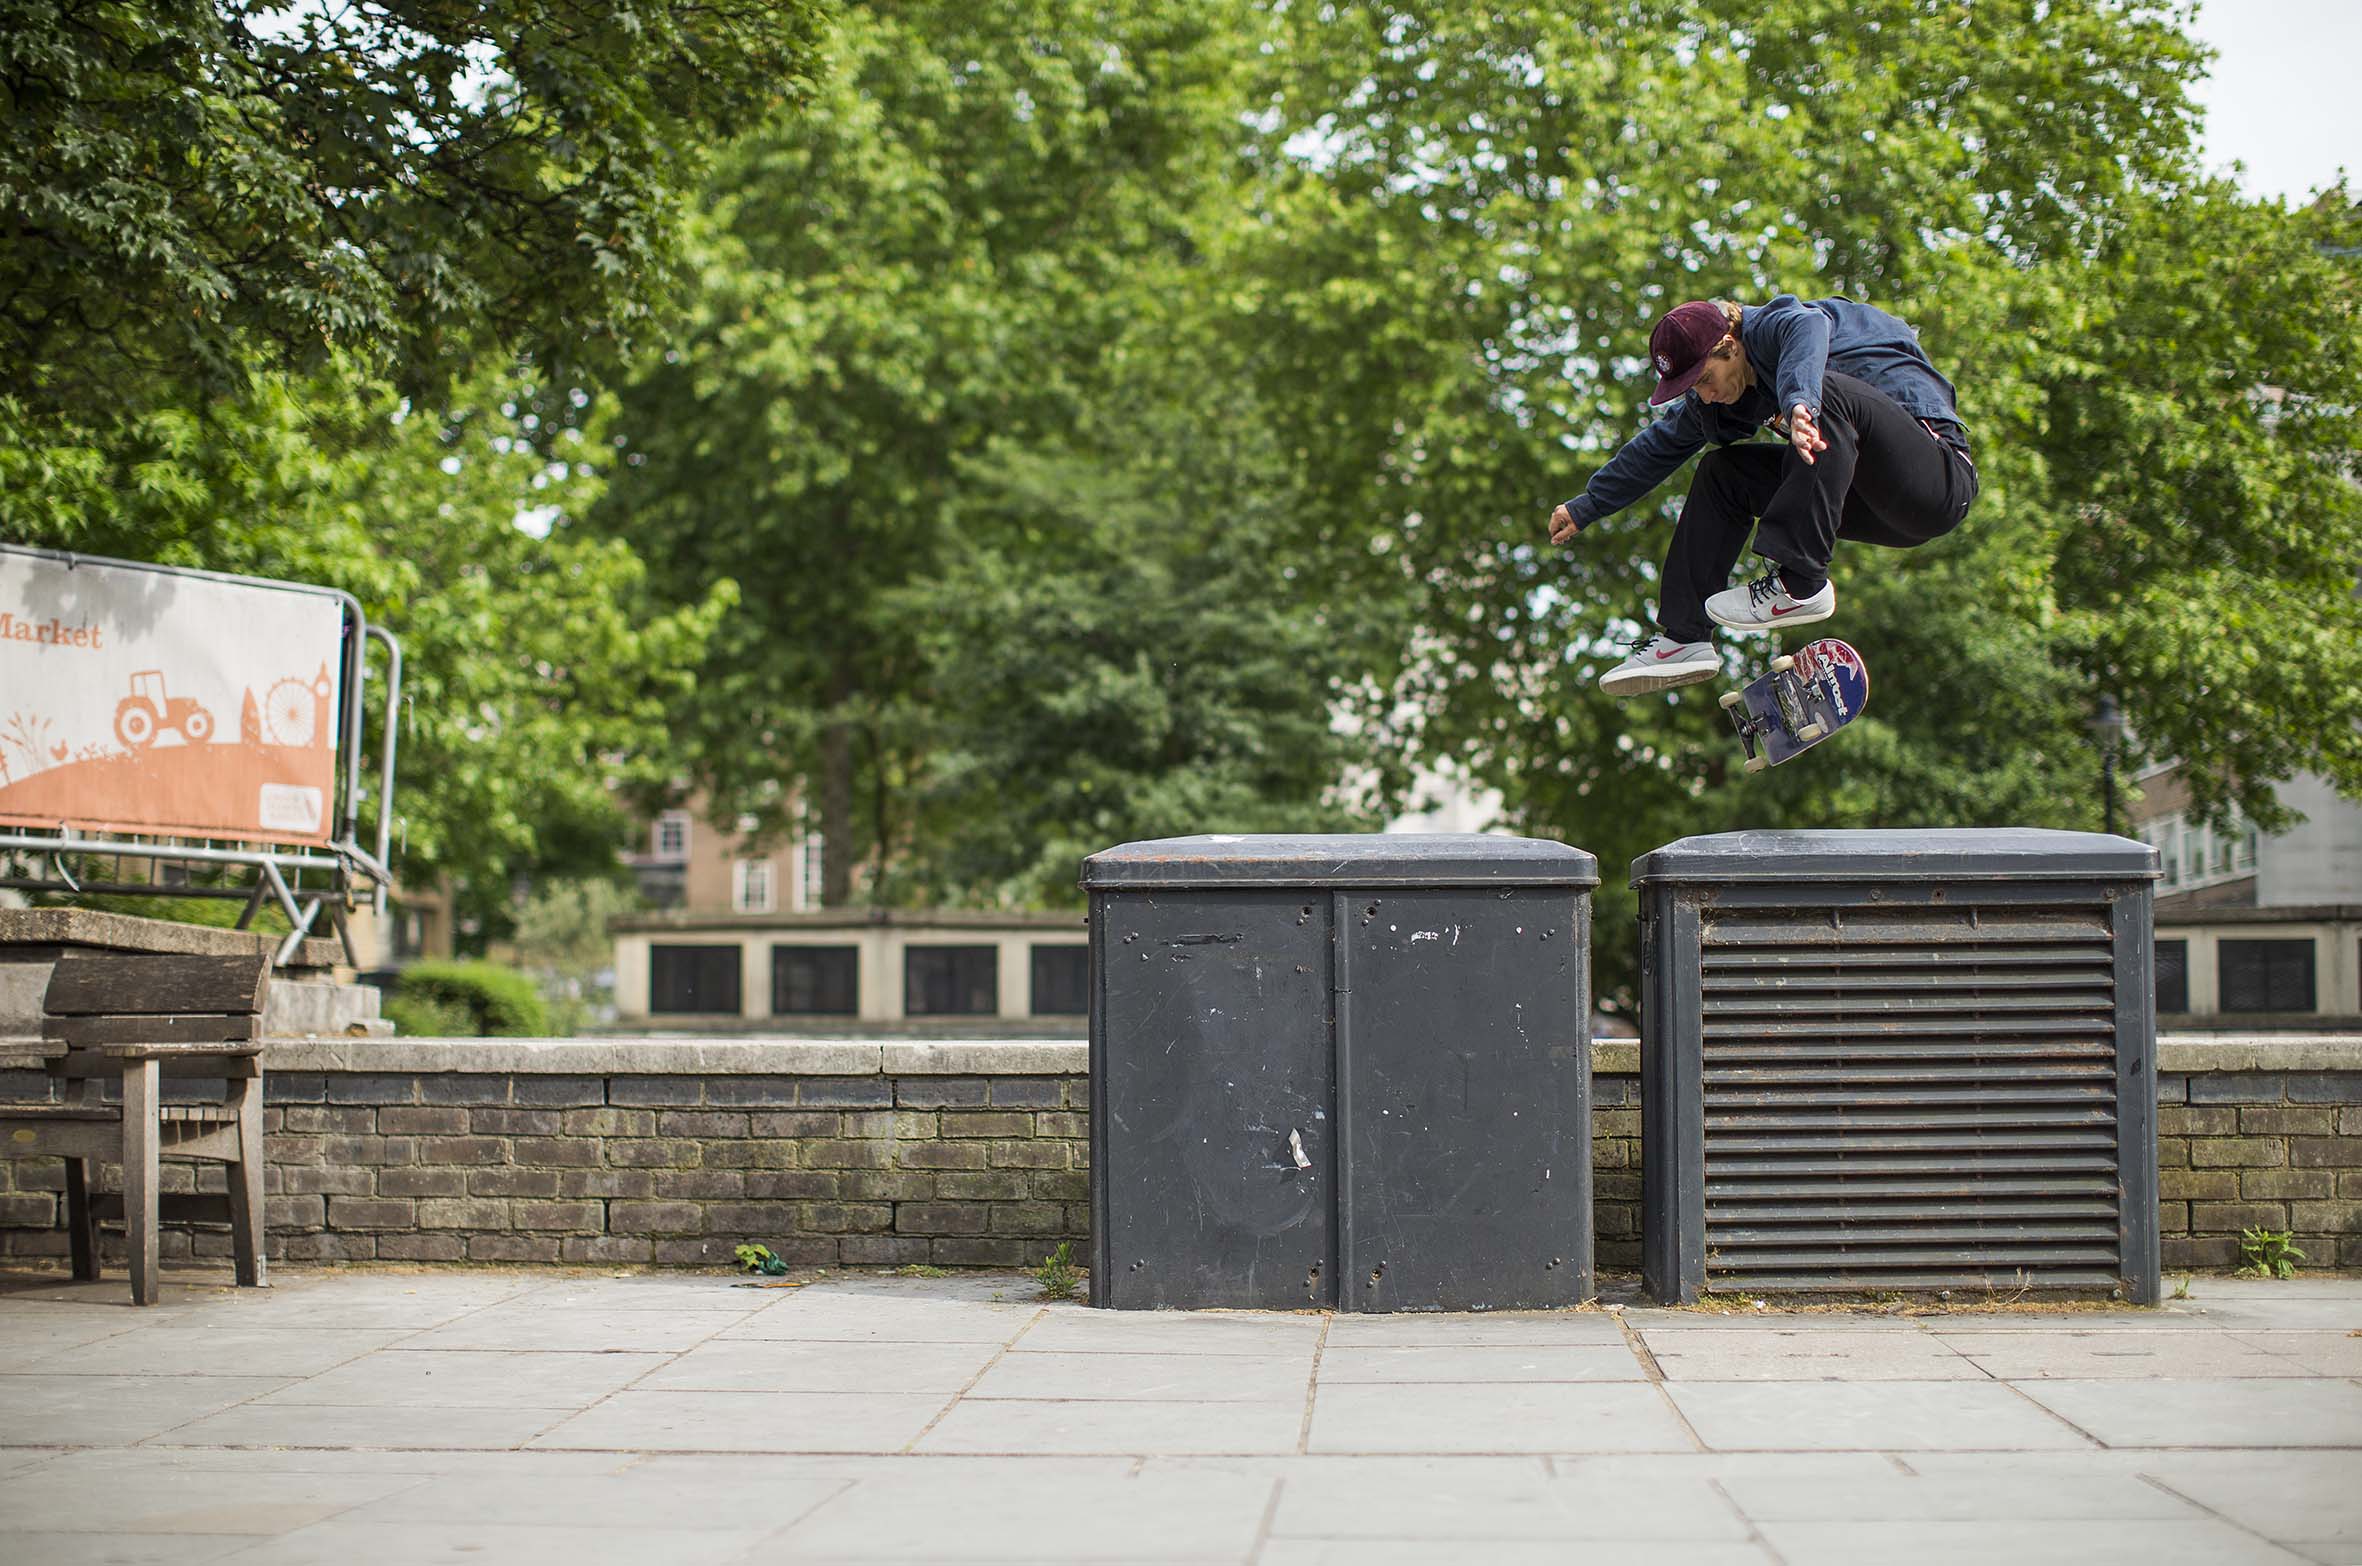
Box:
[1557,295,1963,530]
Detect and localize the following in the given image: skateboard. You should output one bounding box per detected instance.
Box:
[1719,637,1869,773]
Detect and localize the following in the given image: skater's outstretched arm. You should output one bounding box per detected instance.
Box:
[1548,398,1717,543]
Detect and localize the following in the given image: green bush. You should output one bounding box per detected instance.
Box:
[390,960,550,1037]
[381,992,476,1038]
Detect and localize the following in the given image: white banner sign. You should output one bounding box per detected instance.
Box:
[0,549,345,847]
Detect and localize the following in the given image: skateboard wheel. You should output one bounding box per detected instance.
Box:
[1719,690,1745,710]
[1770,655,1794,674]
[1797,721,1827,743]
[1743,755,1769,774]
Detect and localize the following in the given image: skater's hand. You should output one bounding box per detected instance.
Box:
[1786,403,1827,465]
[1548,501,1588,545]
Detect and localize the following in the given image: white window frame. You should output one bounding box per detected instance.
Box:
[654,810,691,861]
[733,858,776,915]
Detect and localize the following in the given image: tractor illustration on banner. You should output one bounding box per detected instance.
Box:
[113,671,215,749]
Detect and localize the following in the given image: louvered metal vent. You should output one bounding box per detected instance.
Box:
[1700,905,2122,1292]
[1635,830,2161,1305]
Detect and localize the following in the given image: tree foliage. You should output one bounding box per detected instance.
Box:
[1,0,830,416]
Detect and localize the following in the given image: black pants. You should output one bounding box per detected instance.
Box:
[1657,370,1978,642]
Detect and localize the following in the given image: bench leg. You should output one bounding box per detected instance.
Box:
[62,1159,101,1282]
[225,1076,267,1288]
[121,1059,161,1306]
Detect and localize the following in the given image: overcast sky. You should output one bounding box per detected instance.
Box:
[2184,0,2357,205]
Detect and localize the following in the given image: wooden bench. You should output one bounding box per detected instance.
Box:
[0,953,271,1304]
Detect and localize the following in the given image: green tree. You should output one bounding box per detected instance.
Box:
[1,0,832,417]
[1224,1,2359,1003]
[596,0,1314,903]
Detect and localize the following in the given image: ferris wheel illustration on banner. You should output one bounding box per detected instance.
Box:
[263,664,334,748]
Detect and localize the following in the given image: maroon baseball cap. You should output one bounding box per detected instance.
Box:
[1647,301,1731,405]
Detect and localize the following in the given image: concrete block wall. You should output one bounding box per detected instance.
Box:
[2156,1039,2362,1270]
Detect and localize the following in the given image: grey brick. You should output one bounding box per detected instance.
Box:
[418,1136,508,1166]
[470,1108,564,1136]
[931,1237,1035,1267]
[379,1167,470,1199]
[839,1236,934,1266]
[704,1077,805,1108]
[1034,1112,1087,1138]
[562,1235,653,1264]
[611,1200,705,1235]
[989,1201,1066,1237]
[837,1112,896,1139]
[511,1076,607,1108]
[418,1198,513,1230]
[2156,1073,2190,1105]
[418,1076,515,1106]
[468,1167,562,1199]
[326,1196,416,1231]
[987,1141,1066,1170]
[895,1202,988,1237]
[657,1236,816,1267]
[702,1201,805,1233]
[263,1194,324,1230]
[803,1202,893,1234]
[510,1137,603,1168]
[1028,1171,1089,1203]
[939,1111,1030,1139]
[282,1106,379,1135]
[2239,1106,2338,1136]
[377,1233,468,1261]
[802,1140,891,1170]
[609,1076,705,1107]
[264,1074,327,1104]
[703,1140,802,1169]
[280,1165,374,1197]
[0,1194,54,1226]
[898,1143,987,1171]
[746,1170,843,1200]
[279,1232,377,1261]
[327,1074,419,1105]
[557,1169,656,1199]
[469,1234,561,1262]
[748,1111,841,1138]
[896,1078,989,1108]
[2285,1072,2362,1104]
[608,1139,702,1169]
[657,1111,749,1138]
[564,1108,656,1137]
[2189,1074,2286,1105]
[652,1170,747,1200]
[934,1172,1029,1202]
[377,1106,470,1135]
[514,1200,605,1232]
[797,1078,894,1108]
[988,1079,1064,1109]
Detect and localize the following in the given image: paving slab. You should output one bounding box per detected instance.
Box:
[1715,1465,2200,1522]
[1752,1517,2311,1565]
[215,1520,779,1565]
[767,1467,1272,1561]
[153,1401,576,1451]
[971,1351,1307,1403]
[916,1397,1305,1456]
[0,1374,294,1447]
[326,1467,845,1530]
[1014,1308,1324,1356]
[1257,1542,1775,1565]
[1269,1463,1752,1541]
[1641,1326,1982,1381]
[13,1325,416,1380]
[1940,1329,2310,1379]
[638,1338,999,1396]
[2009,1377,2362,1448]
[530,1389,948,1453]
[398,1305,752,1354]
[254,1349,668,1410]
[0,1462,427,1534]
[1316,1344,1644,1383]
[2130,1451,2362,1560]
[1665,1380,2096,1452]
[718,1296,1040,1344]
[2,1534,262,1565]
[1317,1312,1625,1348]
[1306,1382,1693,1455]
[2229,1329,2362,1378]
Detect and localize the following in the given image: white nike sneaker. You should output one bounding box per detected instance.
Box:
[1706,568,1836,632]
[1598,633,1720,697]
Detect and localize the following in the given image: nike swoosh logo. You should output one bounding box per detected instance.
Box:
[1770,602,1811,617]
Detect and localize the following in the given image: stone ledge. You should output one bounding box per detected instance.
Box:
[882,1041,1088,1076]
[0,908,340,968]
[2157,1035,2362,1072]
[265,1037,891,1075]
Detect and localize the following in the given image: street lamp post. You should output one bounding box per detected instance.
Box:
[2088,695,2125,837]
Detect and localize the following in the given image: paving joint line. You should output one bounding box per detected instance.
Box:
[1615,1307,1709,1452]
[901,1304,1048,1453]
[1244,1475,1285,1565]
[1707,1473,1792,1566]
[1294,1314,1331,1455]
[2136,1471,2321,1563]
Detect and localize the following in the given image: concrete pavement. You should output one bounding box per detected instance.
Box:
[0,1266,2355,1563]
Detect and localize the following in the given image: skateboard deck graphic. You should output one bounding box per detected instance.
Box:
[1720,638,1869,772]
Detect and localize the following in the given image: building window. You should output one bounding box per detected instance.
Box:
[733,858,775,914]
[650,945,741,1014]
[653,811,691,861]
[2157,822,2180,887]
[800,830,825,910]
[773,945,858,1015]
[906,946,998,1016]
[2183,825,2205,886]
[1030,944,1089,1016]
[2155,939,2189,1014]
[2218,938,2316,1014]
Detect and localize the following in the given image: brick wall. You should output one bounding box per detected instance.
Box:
[2156,1047,2362,1270]
[1,1036,2353,1278]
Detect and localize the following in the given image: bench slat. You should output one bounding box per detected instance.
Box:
[43,954,271,1017]
[46,1015,264,1046]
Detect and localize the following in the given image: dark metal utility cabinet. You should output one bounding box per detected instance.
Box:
[1083,834,1598,1312]
[1633,829,2161,1305]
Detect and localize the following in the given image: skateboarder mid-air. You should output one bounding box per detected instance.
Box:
[1549,295,1979,697]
